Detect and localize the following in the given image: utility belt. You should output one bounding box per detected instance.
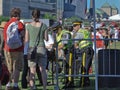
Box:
[74,48,82,60]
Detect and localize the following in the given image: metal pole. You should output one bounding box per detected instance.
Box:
[54,32,59,90]
[92,0,98,90]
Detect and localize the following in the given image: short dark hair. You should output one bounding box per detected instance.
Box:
[32,9,40,22]
[50,22,62,31]
[10,7,21,18]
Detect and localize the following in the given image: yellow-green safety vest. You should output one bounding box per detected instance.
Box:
[56,30,71,47]
[78,29,92,49]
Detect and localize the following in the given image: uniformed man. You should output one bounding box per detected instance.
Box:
[72,20,83,86]
[72,20,94,87]
[50,22,73,88]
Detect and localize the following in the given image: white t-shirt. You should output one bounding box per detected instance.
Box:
[44,34,54,51]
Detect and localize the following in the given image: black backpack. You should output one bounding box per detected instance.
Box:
[0,57,10,85]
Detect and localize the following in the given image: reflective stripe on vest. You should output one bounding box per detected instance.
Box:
[78,29,91,49]
[79,41,90,49]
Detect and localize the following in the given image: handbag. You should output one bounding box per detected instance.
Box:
[30,23,43,59]
[30,46,37,59]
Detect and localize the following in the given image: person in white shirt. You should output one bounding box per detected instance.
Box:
[44,33,54,51]
[44,31,55,70]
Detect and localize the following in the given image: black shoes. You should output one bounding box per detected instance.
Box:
[63,81,75,89]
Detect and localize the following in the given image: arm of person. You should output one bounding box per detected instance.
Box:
[44,24,48,41]
[58,44,64,50]
[74,42,79,49]
[44,29,48,41]
[24,28,29,47]
[24,28,30,58]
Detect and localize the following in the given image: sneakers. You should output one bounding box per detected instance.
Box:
[62,81,74,89]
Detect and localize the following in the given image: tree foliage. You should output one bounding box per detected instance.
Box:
[43,13,56,21]
[63,16,83,26]
[0,16,9,23]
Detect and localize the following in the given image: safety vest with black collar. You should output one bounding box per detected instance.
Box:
[78,29,92,49]
[56,29,72,49]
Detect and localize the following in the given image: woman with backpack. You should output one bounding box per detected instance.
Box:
[3,7,25,90]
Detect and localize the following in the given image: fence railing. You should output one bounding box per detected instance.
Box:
[53,38,120,90]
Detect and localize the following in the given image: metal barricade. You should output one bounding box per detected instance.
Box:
[53,38,120,90]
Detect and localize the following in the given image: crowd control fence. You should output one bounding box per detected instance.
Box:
[53,38,120,90]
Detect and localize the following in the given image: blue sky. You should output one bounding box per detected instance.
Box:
[87,0,120,13]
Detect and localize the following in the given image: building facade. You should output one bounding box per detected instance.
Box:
[111,6,118,15]
[1,0,118,20]
[0,0,56,18]
[101,3,118,16]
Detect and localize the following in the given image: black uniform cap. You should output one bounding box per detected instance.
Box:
[72,20,82,27]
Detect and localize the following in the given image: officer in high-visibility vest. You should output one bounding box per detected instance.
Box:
[79,23,94,87]
[52,22,74,88]
[60,26,74,88]
[72,21,94,87]
[50,22,73,88]
[72,20,84,87]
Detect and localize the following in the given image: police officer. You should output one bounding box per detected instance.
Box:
[51,22,74,88]
[72,20,83,85]
[60,26,73,88]
[72,20,94,87]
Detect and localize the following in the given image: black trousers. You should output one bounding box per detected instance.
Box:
[21,55,29,88]
[80,47,94,87]
[64,48,75,87]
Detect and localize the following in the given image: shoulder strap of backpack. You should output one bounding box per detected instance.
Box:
[34,23,43,47]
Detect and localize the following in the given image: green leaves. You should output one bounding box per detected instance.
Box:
[0,16,9,23]
[43,13,56,20]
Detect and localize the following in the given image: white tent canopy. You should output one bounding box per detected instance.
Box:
[109,14,120,20]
